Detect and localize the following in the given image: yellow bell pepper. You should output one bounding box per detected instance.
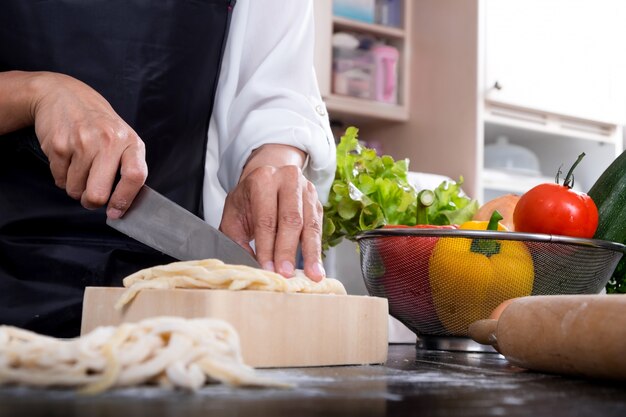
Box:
[429,211,534,334]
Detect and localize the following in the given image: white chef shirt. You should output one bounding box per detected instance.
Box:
[203,0,336,227]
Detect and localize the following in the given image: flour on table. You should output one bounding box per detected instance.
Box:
[115,258,347,310]
[0,316,285,394]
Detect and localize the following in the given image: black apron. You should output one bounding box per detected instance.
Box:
[0,0,235,337]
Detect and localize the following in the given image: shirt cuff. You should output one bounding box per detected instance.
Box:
[218,102,336,204]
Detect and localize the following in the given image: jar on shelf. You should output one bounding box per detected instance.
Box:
[332,33,399,104]
[333,0,376,23]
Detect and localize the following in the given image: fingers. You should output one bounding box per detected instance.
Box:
[220,167,280,272]
[47,126,146,215]
[45,138,71,189]
[66,132,95,201]
[246,168,279,273]
[104,138,147,218]
[219,193,256,258]
[33,73,147,215]
[273,166,303,278]
[272,168,325,281]
[66,156,91,201]
[42,121,146,215]
[300,182,325,282]
[222,165,325,282]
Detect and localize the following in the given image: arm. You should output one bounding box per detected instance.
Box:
[211,0,336,280]
[0,70,146,218]
[0,71,39,135]
[213,0,335,193]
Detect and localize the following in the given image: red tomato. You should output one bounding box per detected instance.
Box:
[513,183,598,238]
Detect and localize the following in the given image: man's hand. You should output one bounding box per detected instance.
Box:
[5,71,147,218]
[32,72,147,218]
[219,144,325,282]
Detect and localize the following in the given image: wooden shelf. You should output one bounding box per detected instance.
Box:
[332,16,405,39]
[314,1,411,126]
[324,94,408,123]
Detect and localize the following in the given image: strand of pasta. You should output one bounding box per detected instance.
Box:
[0,316,284,393]
[115,259,347,310]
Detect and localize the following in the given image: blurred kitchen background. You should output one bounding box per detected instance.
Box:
[314,0,626,301]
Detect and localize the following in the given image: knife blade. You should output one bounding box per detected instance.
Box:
[106,185,260,268]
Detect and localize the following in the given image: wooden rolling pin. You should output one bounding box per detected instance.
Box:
[468,295,626,379]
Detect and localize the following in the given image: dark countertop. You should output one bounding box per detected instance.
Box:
[1,344,625,417]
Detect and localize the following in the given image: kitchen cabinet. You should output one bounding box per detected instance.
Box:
[482,122,622,202]
[485,0,626,125]
[350,0,625,203]
[482,0,626,201]
[313,0,412,125]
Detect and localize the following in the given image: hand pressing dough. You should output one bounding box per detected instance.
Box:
[0,316,283,393]
[115,259,347,310]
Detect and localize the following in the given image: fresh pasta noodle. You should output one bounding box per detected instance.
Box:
[115,259,347,310]
[0,316,283,393]
[0,260,345,393]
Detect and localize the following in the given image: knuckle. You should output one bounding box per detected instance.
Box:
[54,178,66,189]
[132,135,146,151]
[280,210,303,229]
[66,188,82,200]
[48,139,71,159]
[103,126,125,147]
[256,214,277,232]
[75,122,93,139]
[118,127,141,146]
[82,189,109,207]
[246,166,275,184]
[76,123,101,145]
[80,121,135,148]
[114,124,132,141]
[281,165,302,181]
[306,180,318,195]
[305,217,322,234]
[121,165,147,184]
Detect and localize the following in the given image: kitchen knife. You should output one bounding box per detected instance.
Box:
[106,185,260,268]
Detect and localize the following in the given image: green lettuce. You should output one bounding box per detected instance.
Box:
[427,179,480,226]
[322,127,478,250]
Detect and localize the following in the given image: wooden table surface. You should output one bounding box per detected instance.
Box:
[1,344,625,417]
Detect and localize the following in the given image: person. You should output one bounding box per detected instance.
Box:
[0,0,336,337]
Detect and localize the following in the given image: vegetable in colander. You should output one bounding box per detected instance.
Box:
[322,126,478,251]
[588,150,626,293]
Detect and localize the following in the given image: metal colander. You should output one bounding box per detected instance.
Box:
[356,228,626,337]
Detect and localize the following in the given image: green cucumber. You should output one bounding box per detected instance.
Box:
[588,150,626,293]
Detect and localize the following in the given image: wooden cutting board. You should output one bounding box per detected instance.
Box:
[81,287,389,368]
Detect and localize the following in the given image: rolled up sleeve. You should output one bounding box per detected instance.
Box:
[204,0,335,227]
